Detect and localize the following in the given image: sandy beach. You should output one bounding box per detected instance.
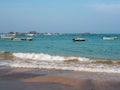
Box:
[0,66,120,90]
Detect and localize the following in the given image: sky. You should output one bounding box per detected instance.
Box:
[0,0,120,33]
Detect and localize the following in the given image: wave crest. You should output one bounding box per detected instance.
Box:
[13,52,91,62]
[0,52,120,73]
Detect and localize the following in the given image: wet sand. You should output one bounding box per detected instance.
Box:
[0,66,120,90]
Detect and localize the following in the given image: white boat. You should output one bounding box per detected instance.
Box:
[12,37,32,41]
[72,38,85,41]
[26,34,35,36]
[0,34,16,39]
[102,36,118,40]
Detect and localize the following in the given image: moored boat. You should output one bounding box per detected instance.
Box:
[102,36,118,40]
[12,37,32,41]
[72,38,85,41]
[0,34,16,39]
[26,33,35,36]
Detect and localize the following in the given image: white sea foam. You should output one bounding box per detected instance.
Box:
[13,53,66,61]
[13,52,91,62]
[9,52,120,73]
[9,60,120,73]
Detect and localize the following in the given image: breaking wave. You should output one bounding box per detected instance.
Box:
[0,52,120,73]
[13,52,91,62]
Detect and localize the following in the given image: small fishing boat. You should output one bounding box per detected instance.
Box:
[102,36,118,40]
[0,34,16,39]
[12,37,32,41]
[72,38,85,41]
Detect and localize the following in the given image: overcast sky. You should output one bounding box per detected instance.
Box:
[0,0,120,33]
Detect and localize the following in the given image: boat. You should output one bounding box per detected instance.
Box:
[72,38,85,41]
[0,34,16,39]
[102,36,118,40]
[12,37,32,41]
[26,33,35,36]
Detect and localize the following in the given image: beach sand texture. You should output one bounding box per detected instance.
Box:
[0,66,120,90]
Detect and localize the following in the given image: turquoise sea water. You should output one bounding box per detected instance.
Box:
[0,34,120,73]
[0,34,120,60]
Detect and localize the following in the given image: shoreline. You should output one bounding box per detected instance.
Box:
[0,58,120,73]
[0,66,120,90]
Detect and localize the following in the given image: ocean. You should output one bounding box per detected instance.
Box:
[0,34,120,73]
